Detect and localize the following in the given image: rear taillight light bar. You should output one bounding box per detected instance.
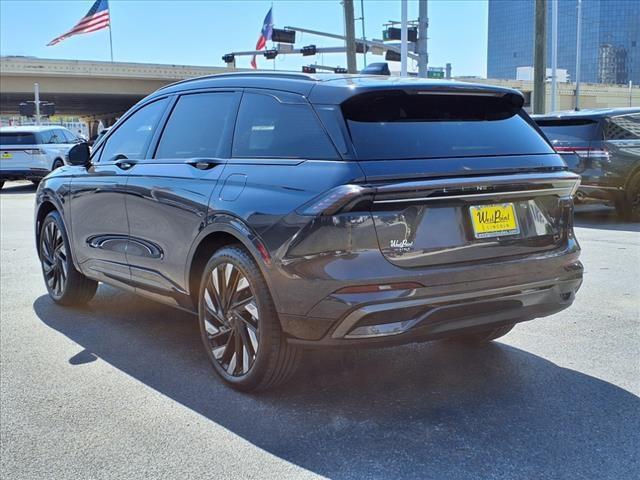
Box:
[23,149,46,155]
[554,146,609,159]
[297,184,373,216]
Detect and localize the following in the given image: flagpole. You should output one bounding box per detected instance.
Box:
[108,24,114,62]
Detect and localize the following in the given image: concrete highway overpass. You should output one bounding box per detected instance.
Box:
[0,56,232,124]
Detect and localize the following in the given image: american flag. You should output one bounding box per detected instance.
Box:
[47,0,110,46]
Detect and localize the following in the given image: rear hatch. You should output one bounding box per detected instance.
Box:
[340,89,578,268]
[0,131,43,170]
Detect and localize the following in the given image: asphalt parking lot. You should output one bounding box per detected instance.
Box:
[1,180,639,480]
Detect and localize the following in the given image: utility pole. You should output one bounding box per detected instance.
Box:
[34,83,41,126]
[533,0,547,114]
[551,0,558,112]
[417,0,428,78]
[343,0,357,73]
[575,0,582,110]
[359,0,367,67]
[400,0,408,76]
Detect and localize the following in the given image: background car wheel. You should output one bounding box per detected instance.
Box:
[450,323,516,344]
[616,172,640,222]
[198,245,298,392]
[39,211,98,306]
[52,159,64,171]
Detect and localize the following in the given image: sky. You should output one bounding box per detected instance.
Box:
[0,0,488,77]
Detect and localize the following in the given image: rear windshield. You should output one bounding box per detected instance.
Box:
[341,91,553,160]
[0,132,38,145]
[535,118,599,143]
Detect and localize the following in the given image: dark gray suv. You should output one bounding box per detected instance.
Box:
[35,73,583,391]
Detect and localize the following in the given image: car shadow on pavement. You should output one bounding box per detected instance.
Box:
[574,205,640,232]
[0,182,38,195]
[33,287,639,480]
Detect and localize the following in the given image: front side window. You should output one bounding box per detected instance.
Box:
[61,129,77,143]
[100,99,167,162]
[156,92,239,159]
[232,93,338,159]
[48,130,63,144]
[604,114,640,140]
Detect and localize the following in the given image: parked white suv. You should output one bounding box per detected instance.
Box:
[0,126,80,189]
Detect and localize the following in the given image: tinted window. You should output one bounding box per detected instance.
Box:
[156,92,238,159]
[101,99,167,162]
[232,93,338,159]
[342,91,553,160]
[604,114,640,140]
[0,132,38,145]
[536,118,599,143]
[47,130,63,144]
[61,129,77,143]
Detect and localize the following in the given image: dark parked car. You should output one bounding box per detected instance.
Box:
[35,73,583,391]
[534,108,640,220]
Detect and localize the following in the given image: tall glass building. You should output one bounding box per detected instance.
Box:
[487,0,640,85]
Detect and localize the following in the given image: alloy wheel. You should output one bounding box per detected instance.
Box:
[202,262,259,377]
[40,221,68,297]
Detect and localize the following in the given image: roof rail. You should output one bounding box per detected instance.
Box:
[157,71,317,92]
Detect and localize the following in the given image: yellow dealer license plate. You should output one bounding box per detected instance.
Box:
[469,203,519,239]
[1,152,12,159]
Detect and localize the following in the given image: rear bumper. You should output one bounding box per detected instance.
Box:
[0,168,50,181]
[286,268,583,348]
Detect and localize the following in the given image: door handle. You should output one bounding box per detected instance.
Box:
[115,159,136,170]
[187,159,224,170]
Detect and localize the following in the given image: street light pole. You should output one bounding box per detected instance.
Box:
[400,0,408,77]
[343,0,357,73]
[575,0,582,110]
[34,83,41,126]
[533,0,547,114]
[551,0,558,112]
[417,0,428,78]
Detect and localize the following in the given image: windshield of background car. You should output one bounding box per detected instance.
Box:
[341,90,553,160]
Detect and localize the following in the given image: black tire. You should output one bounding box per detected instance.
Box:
[39,211,98,306]
[615,172,640,222]
[52,159,64,171]
[451,323,516,344]
[198,245,298,392]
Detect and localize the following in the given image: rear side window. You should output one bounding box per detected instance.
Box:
[101,99,167,162]
[604,114,640,140]
[535,118,599,143]
[232,93,338,159]
[156,92,239,159]
[61,129,77,143]
[1,132,37,145]
[342,91,553,160]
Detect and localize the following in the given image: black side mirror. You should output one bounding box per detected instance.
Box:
[67,142,91,167]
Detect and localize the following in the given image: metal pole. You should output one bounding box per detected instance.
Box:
[108,25,114,62]
[575,0,582,110]
[343,0,357,73]
[551,0,558,112]
[417,0,428,78]
[400,0,408,76]
[34,83,41,126]
[360,0,367,67]
[533,0,547,114]
[631,81,634,107]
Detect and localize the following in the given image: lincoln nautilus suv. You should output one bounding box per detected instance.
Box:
[34,73,583,391]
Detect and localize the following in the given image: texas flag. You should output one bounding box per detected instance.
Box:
[250,7,274,69]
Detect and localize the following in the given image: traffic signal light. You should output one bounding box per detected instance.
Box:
[383,27,417,42]
[334,67,348,74]
[302,66,317,74]
[301,45,317,56]
[385,50,401,62]
[263,49,278,60]
[222,53,235,63]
